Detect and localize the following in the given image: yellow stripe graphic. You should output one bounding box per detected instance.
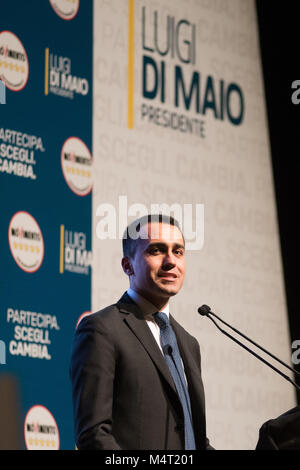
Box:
[60,224,64,274]
[45,48,49,95]
[128,0,135,129]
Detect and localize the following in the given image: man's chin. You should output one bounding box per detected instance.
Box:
[156,283,180,297]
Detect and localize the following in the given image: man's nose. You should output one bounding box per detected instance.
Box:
[162,251,176,268]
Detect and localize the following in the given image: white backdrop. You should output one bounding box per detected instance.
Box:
[92,0,296,449]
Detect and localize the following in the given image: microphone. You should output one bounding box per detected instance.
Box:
[198,304,300,391]
[162,344,173,356]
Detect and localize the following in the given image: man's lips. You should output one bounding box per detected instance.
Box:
[158,273,178,279]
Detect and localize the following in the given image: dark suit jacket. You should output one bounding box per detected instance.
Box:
[70,292,211,450]
[256,406,300,450]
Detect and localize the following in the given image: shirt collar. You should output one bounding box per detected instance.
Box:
[127,288,170,320]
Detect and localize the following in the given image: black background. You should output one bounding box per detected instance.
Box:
[256,1,300,402]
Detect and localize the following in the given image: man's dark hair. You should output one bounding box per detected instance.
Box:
[122,214,184,258]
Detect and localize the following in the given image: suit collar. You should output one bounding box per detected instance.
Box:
[126,288,170,319]
[116,291,144,318]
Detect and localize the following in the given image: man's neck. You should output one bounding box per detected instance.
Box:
[127,288,170,314]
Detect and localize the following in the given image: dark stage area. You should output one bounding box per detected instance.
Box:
[256,1,300,401]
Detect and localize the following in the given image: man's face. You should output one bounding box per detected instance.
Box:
[124,222,186,308]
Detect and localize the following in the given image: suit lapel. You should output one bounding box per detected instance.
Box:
[117,293,179,398]
[171,315,204,398]
[170,316,201,381]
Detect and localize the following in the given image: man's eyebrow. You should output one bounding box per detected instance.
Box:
[146,242,165,249]
[147,242,185,249]
[173,243,185,250]
[174,242,185,248]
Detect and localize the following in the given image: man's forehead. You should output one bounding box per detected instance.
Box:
[140,222,184,243]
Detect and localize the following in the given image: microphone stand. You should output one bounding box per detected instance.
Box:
[198,305,300,391]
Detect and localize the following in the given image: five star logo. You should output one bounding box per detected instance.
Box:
[49,0,80,21]
[24,405,60,450]
[61,137,93,196]
[0,31,29,91]
[8,212,44,273]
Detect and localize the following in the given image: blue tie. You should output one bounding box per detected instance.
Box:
[154,312,196,450]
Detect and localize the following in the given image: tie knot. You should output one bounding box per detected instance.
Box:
[154,311,169,329]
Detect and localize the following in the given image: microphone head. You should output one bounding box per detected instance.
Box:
[198,304,211,316]
[162,344,173,356]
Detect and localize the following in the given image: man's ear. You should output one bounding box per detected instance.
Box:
[121,256,134,276]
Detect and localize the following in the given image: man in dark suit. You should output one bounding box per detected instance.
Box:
[70,214,212,450]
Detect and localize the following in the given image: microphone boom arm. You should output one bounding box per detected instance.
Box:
[204,311,300,392]
[208,309,300,378]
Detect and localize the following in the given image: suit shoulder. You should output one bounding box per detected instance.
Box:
[76,303,120,331]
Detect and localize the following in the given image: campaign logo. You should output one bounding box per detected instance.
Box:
[61,137,93,196]
[8,212,44,273]
[60,225,92,275]
[0,31,29,91]
[49,0,80,20]
[128,5,245,136]
[24,405,60,450]
[45,48,89,99]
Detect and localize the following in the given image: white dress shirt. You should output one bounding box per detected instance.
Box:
[127,287,168,354]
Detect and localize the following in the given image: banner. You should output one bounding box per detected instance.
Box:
[92,0,295,450]
[0,0,296,450]
[0,0,93,449]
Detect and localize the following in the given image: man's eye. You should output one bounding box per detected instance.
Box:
[174,249,184,256]
[150,247,160,254]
